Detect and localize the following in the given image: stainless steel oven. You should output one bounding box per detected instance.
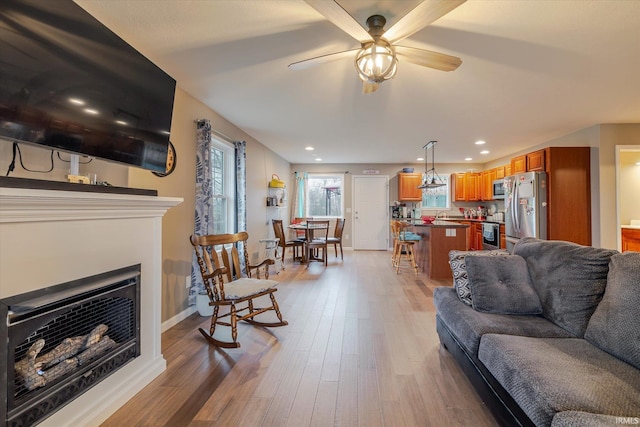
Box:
[482,222,500,250]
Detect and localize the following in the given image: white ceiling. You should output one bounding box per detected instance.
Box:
[75,0,640,165]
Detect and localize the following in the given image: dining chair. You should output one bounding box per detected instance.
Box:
[326,218,345,260]
[272,219,304,267]
[305,220,329,266]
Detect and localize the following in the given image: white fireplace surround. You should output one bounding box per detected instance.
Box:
[0,186,182,426]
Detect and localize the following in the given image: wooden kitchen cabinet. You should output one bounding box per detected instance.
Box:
[481,168,497,200]
[511,155,527,174]
[495,166,506,179]
[465,172,480,201]
[527,149,546,171]
[622,228,640,252]
[500,224,506,249]
[545,146,591,246]
[472,222,483,250]
[505,164,512,176]
[398,173,423,201]
[451,173,466,201]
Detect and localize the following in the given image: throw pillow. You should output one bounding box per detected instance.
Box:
[584,252,640,370]
[448,249,509,306]
[513,237,618,337]
[465,255,543,315]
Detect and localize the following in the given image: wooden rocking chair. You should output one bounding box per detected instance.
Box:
[190,232,288,348]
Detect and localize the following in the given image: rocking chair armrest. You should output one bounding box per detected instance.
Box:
[247,258,274,279]
[202,266,227,281]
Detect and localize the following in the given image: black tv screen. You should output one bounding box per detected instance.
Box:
[0,0,176,173]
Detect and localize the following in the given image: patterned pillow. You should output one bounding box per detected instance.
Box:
[449,249,509,306]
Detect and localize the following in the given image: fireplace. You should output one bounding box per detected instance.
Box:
[0,182,182,426]
[1,265,141,427]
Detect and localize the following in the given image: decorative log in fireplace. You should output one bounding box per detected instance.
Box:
[0,265,141,427]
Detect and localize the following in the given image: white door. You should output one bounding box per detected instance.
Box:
[353,175,389,250]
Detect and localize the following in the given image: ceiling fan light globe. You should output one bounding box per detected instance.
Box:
[355,39,397,84]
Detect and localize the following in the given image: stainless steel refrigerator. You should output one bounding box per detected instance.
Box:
[504,171,548,251]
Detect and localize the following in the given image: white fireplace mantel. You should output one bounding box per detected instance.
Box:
[0,186,182,426]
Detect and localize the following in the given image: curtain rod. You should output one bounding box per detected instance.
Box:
[193,119,235,143]
[293,171,349,174]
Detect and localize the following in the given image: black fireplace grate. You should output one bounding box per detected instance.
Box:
[1,265,141,427]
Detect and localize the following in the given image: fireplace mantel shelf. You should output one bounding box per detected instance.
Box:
[0,187,183,223]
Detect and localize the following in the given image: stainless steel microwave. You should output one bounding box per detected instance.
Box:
[492,179,505,199]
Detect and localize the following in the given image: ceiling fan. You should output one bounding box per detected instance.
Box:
[290,0,466,93]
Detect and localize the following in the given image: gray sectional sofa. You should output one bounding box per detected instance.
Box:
[434,237,640,426]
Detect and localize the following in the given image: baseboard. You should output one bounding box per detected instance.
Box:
[161,305,197,333]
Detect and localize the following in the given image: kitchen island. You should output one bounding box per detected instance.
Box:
[409,220,469,280]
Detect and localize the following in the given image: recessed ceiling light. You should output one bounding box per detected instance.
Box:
[83,108,99,115]
[465,157,472,161]
[69,98,85,105]
[305,146,314,151]
[315,158,322,161]
[480,150,489,155]
[636,161,640,166]
[417,157,424,161]
[475,140,486,145]
[115,120,127,125]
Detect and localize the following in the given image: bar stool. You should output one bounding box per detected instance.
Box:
[390,220,420,275]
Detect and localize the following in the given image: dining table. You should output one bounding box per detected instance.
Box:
[288,221,329,263]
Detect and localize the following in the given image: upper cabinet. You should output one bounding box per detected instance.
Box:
[451,172,480,202]
[511,149,546,174]
[398,173,423,201]
[526,149,546,171]
[511,155,527,174]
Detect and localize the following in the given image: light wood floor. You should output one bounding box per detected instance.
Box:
[101,250,497,427]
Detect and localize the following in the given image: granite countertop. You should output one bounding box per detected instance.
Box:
[412,220,469,228]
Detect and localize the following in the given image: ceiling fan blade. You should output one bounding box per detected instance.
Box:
[383,0,466,44]
[395,45,461,72]
[362,81,379,94]
[289,48,359,71]
[304,0,373,42]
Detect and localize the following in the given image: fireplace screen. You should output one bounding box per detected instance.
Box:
[0,265,141,427]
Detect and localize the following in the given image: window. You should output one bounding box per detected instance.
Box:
[210,138,235,234]
[306,174,343,217]
[422,174,450,210]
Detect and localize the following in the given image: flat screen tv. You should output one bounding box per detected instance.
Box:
[0,0,176,173]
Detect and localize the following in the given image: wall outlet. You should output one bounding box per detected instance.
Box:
[185,276,190,289]
[345,234,349,240]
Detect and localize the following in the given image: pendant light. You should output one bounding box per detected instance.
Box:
[418,140,446,189]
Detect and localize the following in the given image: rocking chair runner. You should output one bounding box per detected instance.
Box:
[190,232,288,348]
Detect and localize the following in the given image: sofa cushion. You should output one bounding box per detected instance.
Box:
[433,287,574,356]
[585,251,640,370]
[513,237,618,337]
[479,335,640,427]
[465,254,543,315]
[448,249,509,306]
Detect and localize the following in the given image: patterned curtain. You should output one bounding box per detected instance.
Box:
[234,141,246,232]
[189,119,213,304]
[234,141,247,273]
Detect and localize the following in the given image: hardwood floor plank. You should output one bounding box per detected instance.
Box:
[309,381,338,427]
[101,251,497,427]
